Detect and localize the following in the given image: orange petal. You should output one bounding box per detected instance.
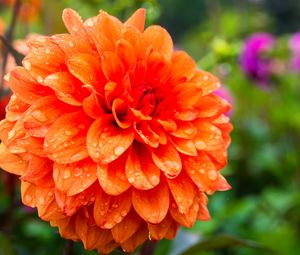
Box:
[183,152,231,193]
[167,172,196,214]
[12,136,45,157]
[134,121,161,148]
[51,33,93,57]
[21,155,53,188]
[169,51,196,84]
[148,213,174,240]
[23,95,76,138]
[86,10,122,54]
[67,53,106,93]
[193,121,224,151]
[8,67,53,104]
[51,217,78,240]
[125,143,160,190]
[97,241,118,255]
[120,223,148,253]
[116,39,137,69]
[93,189,132,229]
[164,220,179,239]
[22,43,65,82]
[82,90,105,119]
[87,115,134,164]
[62,8,93,47]
[124,8,146,32]
[44,111,92,164]
[0,119,15,144]
[191,70,221,96]
[197,193,211,221]
[0,143,27,175]
[21,181,37,207]
[43,72,89,106]
[111,210,142,243]
[112,98,132,129]
[142,25,173,60]
[5,95,29,122]
[151,142,182,178]
[75,211,113,250]
[196,95,221,118]
[55,184,98,216]
[170,197,199,228]
[171,121,197,139]
[132,181,169,224]
[173,82,202,110]
[169,136,197,156]
[102,51,125,82]
[97,154,131,195]
[53,159,97,196]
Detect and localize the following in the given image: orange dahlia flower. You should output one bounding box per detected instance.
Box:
[0,8,232,254]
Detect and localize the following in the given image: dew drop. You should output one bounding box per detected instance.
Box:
[25,194,32,202]
[63,170,71,179]
[104,222,113,229]
[94,152,100,158]
[208,170,217,181]
[113,214,122,223]
[37,76,44,83]
[128,177,135,183]
[45,48,50,54]
[7,129,16,140]
[150,175,159,185]
[74,167,83,177]
[86,19,94,27]
[114,146,125,156]
[64,130,72,136]
[23,60,31,70]
[120,210,127,217]
[38,197,45,205]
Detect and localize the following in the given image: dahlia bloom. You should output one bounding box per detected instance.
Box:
[289,32,300,71]
[0,8,232,253]
[240,33,275,85]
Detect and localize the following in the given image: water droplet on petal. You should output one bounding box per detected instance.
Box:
[64,130,72,136]
[37,76,44,83]
[74,167,83,177]
[63,170,71,179]
[7,130,16,140]
[114,146,125,156]
[23,60,31,70]
[208,170,217,181]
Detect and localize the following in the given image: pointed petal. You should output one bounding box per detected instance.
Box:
[197,193,211,221]
[23,95,76,138]
[171,121,197,139]
[93,189,131,229]
[169,51,196,84]
[62,8,93,47]
[22,43,66,82]
[125,143,160,190]
[53,159,97,196]
[169,136,197,156]
[125,8,146,32]
[183,153,231,193]
[167,172,196,214]
[142,25,173,60]
[21,155,53,188]
[75,211,113,250]
[191,70,221,96]
[43,72,89,106]
[132,181,169,224]
[44,111,92,163]
[151,142,182,178]
[87,115,134,164]
[102,51,125,82]
[112,98,132,129]
[120,224,148,253]
[0,143,27,175]
[67,53,106,93]
[116,39,137,69]
[148,213,174,240]
[111,210,142,243]
[97,241,118,255]
[82,90,105,119]
[97,154,131,195]
[8,67,53,104]
[5,95,29,122]
[170,196,199,227]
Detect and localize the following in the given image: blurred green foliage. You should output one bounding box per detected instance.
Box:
[1,0,300,254]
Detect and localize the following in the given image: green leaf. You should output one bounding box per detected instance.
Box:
[0,232,16,255]
[179,234,274,255]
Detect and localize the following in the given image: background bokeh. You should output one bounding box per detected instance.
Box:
[1,0,300,255]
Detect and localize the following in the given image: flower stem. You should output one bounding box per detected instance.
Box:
[1,0,21,89]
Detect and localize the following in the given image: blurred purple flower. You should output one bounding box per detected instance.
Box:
[240,33,275,86]
[289,32,300,71]
[214,86,233,116]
